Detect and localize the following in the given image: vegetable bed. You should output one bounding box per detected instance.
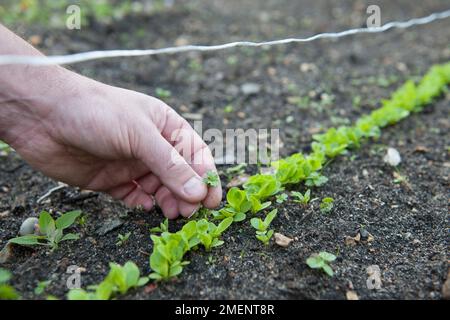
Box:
[0,0,449,300]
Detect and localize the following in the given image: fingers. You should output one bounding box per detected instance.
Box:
[107,182,154,211]
[135,119,208,204]
[154,186,179,219]
[190,144,223,209]
[155,104,222,208]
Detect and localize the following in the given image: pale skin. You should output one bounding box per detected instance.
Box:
[0,24,222,219]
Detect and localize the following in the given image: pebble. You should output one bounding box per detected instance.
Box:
[241,83,261,95]
[19,217,39,236]
[274,233,294,247]
[383,147,401,166]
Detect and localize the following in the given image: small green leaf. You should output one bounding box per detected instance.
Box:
[319,251,337,262]
[322,264,334,277]
[55,210,81,230]
[38,211,55,235]
[9,235,44,246]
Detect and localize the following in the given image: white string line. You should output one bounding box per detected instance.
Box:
[1,8,449,66]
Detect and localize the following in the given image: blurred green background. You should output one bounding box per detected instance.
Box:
[0,0,174,28]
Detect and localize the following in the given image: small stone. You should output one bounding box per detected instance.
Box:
[274,233,294,247]
[360,229,370,241]
[345,233,360,246]
[346,290,359,300]
[383,147,401,166]
[19,217,39,236]
[0,210,9,218]
[362,169,369,178]
[241,83,261,95]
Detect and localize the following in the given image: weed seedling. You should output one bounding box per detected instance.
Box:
[116,232,131,247]
[291,189,311,206]
[320,197,334,213]
[155,87,171,99]
[203,170,220,187]
[306,251,337,276]
[9,210,81,251]
[0,268,20,300]
[250,209,277,245]
[275,193,288,204]
[34,280,51,296]
[223,104,234,113]
[150,218,169,234]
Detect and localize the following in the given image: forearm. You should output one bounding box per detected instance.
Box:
[0,24,81,144]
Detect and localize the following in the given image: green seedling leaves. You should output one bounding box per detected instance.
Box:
[203,170,220,187]
[0,268,20,300]
[291,189,311,205]
[9,210,81,251]
[320,197,334,213]
[250,209,277,245]
[306,251,337,276]
[55,210,81,230]
[146,62,450,281]
[150,218,169,234]
[67,261,148,300]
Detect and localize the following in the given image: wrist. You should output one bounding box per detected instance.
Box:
[0,65,82,146]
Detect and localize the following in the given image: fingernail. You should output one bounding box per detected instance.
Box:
[183,176,206,198]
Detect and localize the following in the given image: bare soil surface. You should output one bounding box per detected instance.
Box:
[0,0,449,299]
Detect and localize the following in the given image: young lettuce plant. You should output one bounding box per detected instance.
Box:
[9,210,81,251]
[68,261,148,300]
[250,209,277,245]
[306,251,337,276]
[243,174,280,213]
[213,187,251,221]
[196,217,233,251]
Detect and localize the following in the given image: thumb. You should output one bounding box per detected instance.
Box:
[135,122,208,204]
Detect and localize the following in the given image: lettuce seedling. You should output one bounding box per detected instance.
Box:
[203,170,220,187]
[291,189,311,206]
[243,174,282,200]
[320,197,334,213]
[0,268,20,300]
[9,210,81,251]
[306,251,337,276]
[213,187,251,221]
[196,218,233,251]
[68,261,148,300]
[250,209,277,245]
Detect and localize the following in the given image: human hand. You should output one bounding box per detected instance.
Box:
[1,72,222,219]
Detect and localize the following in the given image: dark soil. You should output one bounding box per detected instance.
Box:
[1,0,449,299]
